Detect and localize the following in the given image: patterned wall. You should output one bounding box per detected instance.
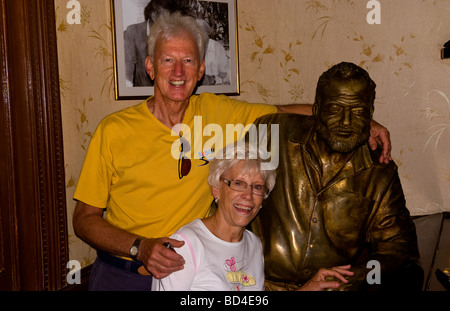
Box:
[55,0,450,266]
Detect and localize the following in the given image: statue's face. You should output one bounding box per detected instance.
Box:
[316,78,373,153]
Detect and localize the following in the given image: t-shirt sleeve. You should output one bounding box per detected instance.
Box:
[220,96,277,126]
[256,239,265,291]
[155,232,198,291]
[73,121,113,208]
[197,94,277,145]
[196,93,275,126]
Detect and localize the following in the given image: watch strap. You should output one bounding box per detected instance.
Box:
[129,236,144,261]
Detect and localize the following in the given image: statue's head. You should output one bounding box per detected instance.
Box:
[313,62,376,153]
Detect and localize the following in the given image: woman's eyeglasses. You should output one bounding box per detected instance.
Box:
[222,179,269,196]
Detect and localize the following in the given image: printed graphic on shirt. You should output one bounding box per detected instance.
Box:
[175,132,214,179]
[197,147,215,167]
[224,257,256,291]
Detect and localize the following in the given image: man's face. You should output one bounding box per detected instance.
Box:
[315,78,373,153]
[145,32,205,105]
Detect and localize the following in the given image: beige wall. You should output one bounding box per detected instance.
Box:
[55,0,450,266]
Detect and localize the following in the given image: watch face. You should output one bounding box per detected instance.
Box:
[130,246,138,256]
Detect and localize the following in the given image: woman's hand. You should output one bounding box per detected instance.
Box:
[297,265,354,291]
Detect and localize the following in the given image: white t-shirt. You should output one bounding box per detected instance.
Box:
[152,219,265,291]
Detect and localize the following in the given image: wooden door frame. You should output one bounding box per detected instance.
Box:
[0,0,69,290]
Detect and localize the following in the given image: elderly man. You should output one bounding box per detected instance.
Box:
[73,12,391,291]
[249,62,422,291]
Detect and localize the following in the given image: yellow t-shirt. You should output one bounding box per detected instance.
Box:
[73,93,277,238]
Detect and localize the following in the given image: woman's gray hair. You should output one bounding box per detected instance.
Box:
[147,11,208,62]
[207,142,277,199]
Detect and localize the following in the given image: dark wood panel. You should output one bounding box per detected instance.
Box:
[0,0,68,290]
[0,0,19,291]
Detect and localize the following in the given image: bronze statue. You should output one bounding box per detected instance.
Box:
[249,62,422,291]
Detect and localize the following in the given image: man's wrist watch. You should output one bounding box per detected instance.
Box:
[129,236,144,261]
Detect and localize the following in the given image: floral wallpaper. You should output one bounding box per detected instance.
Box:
[55,0,450,266]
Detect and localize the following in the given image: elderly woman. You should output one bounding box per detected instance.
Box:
[152,143,353,291]
[152,143,275,291]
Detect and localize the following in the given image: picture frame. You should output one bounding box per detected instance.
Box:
[111,0,239,100]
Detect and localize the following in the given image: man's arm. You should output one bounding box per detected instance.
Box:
[275,103,313,115]
[73,201,134,257]
[274,104,391,163]
[73,201,185,278]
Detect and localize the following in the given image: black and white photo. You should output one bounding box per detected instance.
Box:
[112,0,239,99]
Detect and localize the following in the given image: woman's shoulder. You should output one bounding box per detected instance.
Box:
[172,219,206,241]
[243,229,263,247]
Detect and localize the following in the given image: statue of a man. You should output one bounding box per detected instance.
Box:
[249,62,422,291]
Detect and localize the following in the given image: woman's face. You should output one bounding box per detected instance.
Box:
[212,161,265,229]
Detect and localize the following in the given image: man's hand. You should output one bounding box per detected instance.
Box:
[297,265,354,291]
[369,120,392,164]
[137,237,185,279]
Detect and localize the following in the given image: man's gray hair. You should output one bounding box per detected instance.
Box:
[147,11,208,62]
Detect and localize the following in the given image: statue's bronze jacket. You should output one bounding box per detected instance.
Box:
[249,113,419,290]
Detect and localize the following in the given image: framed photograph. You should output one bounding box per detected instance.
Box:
[111,0,239,100]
